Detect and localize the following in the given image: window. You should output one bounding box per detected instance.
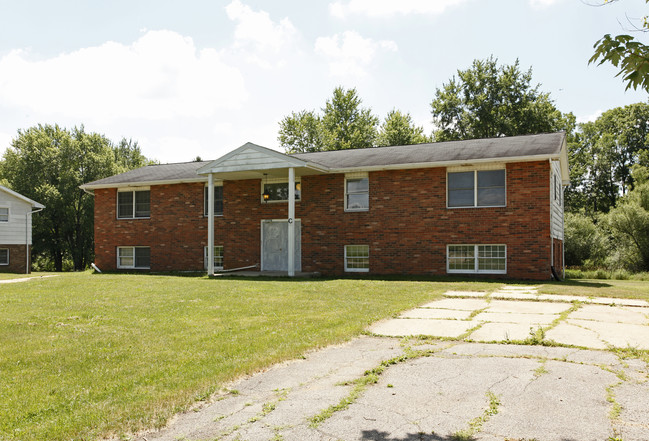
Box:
[204,185,224,216]
[262,180,301,203]
[117,247,150,269]
[345,245,369,272]
[0,207,8,222]
[447,245,506,274]
[448,170,505,208]
[345,177,369,211]
[0,248,8,265]
[117,190,150,219]
[204,246,224,269]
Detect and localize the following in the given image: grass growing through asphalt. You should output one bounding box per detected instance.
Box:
[0,272,496,441]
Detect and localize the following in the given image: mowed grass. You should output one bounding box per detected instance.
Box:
[1,273,647,441]
[0,272,493,441]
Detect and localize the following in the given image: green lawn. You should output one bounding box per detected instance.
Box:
[1,272,647,441]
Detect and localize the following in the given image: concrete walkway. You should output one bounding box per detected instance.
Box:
[133,288,649,441]
[370,286,649,350]
[0,275,58,284]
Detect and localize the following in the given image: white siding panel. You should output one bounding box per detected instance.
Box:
[0,194,33,245]
[550,161,564,240]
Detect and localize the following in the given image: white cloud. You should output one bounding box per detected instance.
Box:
[225,0,298,69]
[0,30,248,122]
[315,31,397,77]
[577,110,603,124]
[329,0,468,18]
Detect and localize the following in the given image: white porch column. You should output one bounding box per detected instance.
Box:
[288,167,295,277]
[207,173,215,276]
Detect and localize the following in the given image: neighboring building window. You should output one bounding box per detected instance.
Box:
[204,185,224,216]
[0,207,8,222]
[117,246,150,269]
[204,246,224,269]
[117,190,150,218]
[262,180,301,203]
[345,177,369,211]
[447,245,506,274]
[345,245,369,272]
[0,248,8,265]
[447,170,505,208]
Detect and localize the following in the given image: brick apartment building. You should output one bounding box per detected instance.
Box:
[80,132,569,280]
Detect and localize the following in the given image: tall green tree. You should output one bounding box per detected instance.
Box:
[430,57,570,141]
[0,124,150,271]
[590,0,649,92]
[566,103,649,213]
[376,109,431,147]
[278,87,379,153]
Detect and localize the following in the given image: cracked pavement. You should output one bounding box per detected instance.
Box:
[134,288,649,441]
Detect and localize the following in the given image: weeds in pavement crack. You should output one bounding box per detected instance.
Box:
[452,390,501,440]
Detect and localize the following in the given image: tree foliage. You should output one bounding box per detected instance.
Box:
[278,87,379,153]
[375,109,431,147]
[590,0,649,92]
[430,57,570,141]
[0,124,151,271]
[566,103,649,213]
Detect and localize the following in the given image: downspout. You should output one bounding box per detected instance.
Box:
[26,207,44,274]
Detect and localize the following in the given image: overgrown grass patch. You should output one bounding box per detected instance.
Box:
[0,272,495,441]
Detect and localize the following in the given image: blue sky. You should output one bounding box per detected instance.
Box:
[0,0,647,163]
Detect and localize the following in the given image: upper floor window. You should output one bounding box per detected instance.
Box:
[204,185,224,216]
[345,174,369,211]
[261,179,301,203]
[0,207,8,222]
[117,190,150,219]
[447,169,505,208]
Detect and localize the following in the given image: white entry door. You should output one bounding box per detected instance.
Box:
[261,220,301,271]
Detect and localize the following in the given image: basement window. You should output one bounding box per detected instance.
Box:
[204,246,224,270]
[345,245,369,272]
[0,248,8,265]
[447,245,506,274]
[117,246,150,269]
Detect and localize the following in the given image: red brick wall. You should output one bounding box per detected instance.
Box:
[93,161,554,279]
[0,244,30,274]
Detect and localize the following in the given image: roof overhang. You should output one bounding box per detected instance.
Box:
[197,142,329,180]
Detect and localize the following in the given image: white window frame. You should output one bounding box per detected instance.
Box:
[117,246,151,269]
[204,184,224,217]
[447,244,507,274]
[447,169,506,208]
[204,245,224,270]
[0,248,8,265]
[117,188,150,219]
[0,207,9,222]
[344,245,369,272]
[345,173,369,212]
[261,178,301,203]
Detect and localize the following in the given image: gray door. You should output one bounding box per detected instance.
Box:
[261,220,301,271]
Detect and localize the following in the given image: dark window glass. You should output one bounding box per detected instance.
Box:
[204,186,224,216]
[134,247,150,268]
[0,248,8,264]
[448,172,475,207]
[477,170,505,206]
[117,192,134,218]
[134,191,150,217]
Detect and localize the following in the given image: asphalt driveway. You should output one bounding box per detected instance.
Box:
[135,288,649,441]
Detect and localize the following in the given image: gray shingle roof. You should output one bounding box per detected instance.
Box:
[82,161,210,188]
[293,132,566,169]
[81,132,566,188]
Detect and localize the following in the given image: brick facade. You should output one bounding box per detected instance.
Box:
[93,160,557,279]
[0,244,30,274]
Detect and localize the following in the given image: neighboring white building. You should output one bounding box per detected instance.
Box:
[0,185,45,273]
